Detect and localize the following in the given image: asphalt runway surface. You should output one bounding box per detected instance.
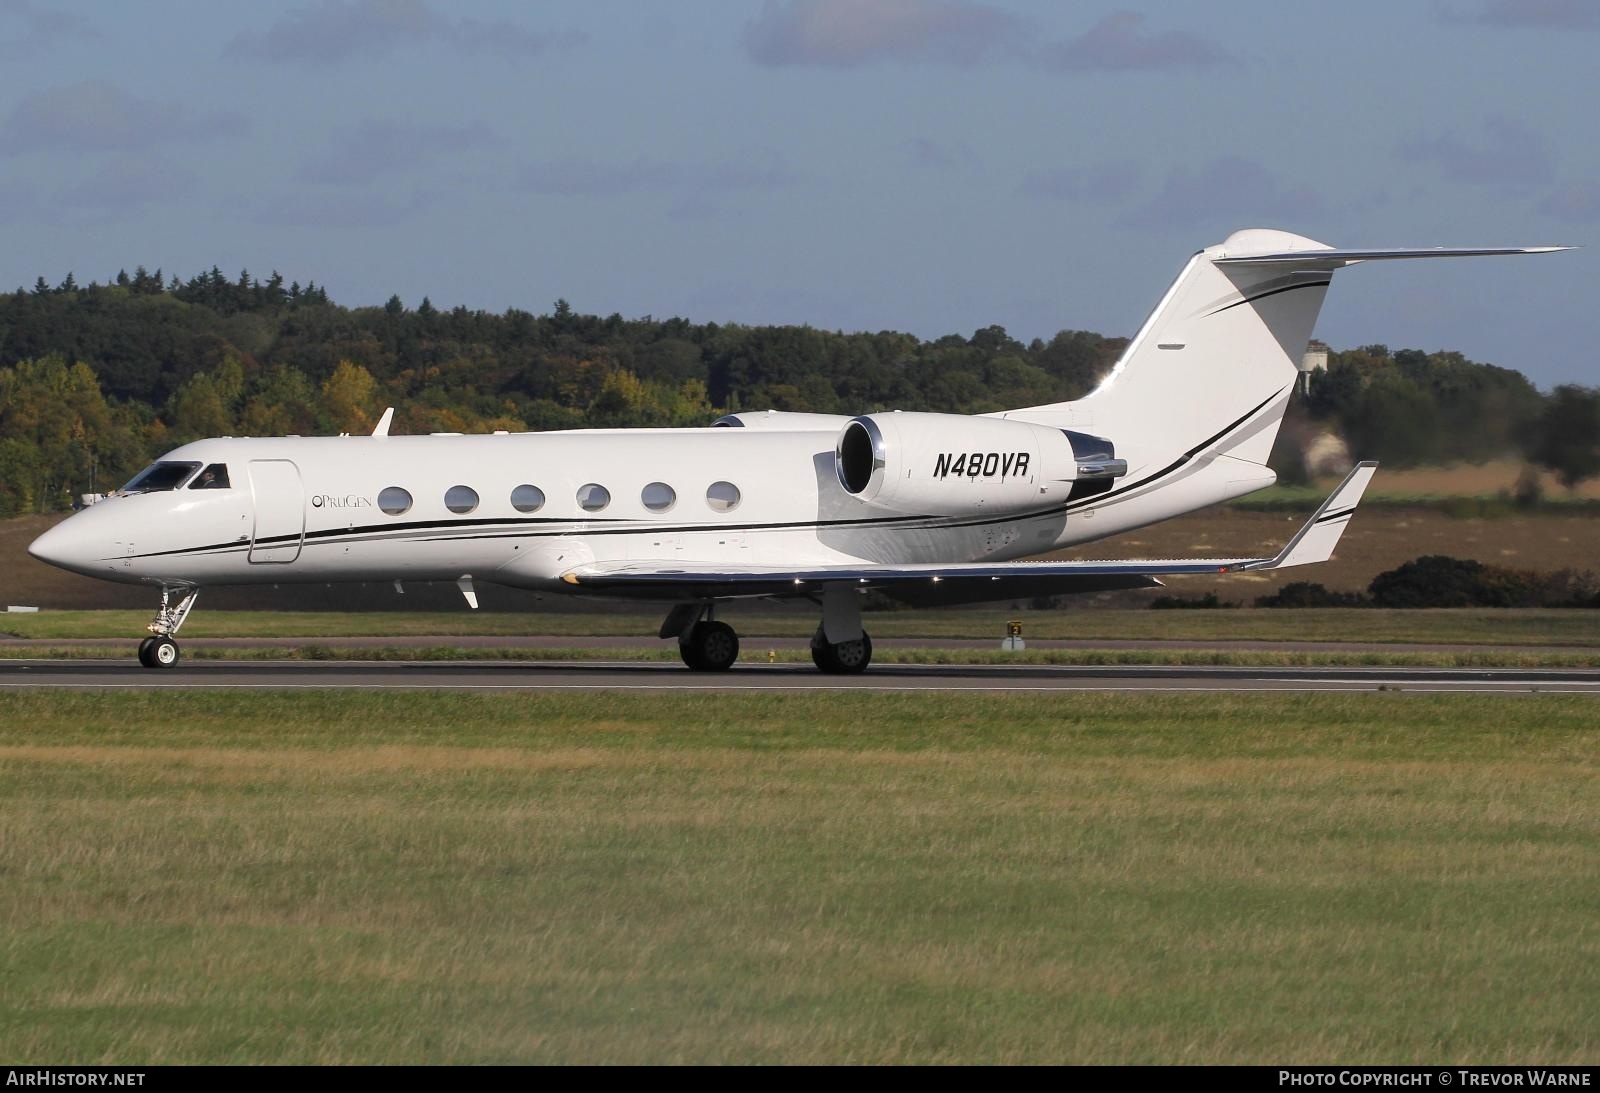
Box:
[4,658,1600,693]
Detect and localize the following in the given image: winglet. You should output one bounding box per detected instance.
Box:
[1240,461,1377,571]
[372,407,395,437]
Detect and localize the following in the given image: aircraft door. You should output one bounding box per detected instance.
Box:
[248,459,305,563]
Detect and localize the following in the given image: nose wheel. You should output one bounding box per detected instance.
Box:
[137,586,199,670]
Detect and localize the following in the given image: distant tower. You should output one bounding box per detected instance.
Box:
[1298,340,1329,396]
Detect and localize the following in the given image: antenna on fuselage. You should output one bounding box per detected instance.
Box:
[372,407,395,437]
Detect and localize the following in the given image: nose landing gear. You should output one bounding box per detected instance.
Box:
[138,586,199,669]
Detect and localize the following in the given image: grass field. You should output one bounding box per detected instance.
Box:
[7,607,1600,646]
[1,690,1595,1064]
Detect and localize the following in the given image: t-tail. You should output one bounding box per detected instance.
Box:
[1000,228,1572,512]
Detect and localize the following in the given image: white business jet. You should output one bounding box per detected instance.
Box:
[29,229,1569,671]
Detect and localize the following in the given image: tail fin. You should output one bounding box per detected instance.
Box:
[1002,229,1572,479]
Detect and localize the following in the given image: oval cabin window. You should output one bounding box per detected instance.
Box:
[378,486,413,516]
[706,481,741,513]
[444,485,479,514]
[642,482,676,512]
[577,483,611,512]
[510,484,545,513]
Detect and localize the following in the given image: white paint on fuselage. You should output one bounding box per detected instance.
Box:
[34,424,1272,595]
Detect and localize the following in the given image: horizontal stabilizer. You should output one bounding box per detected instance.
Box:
[1216,245,1574,268]
[560,463,1378,600]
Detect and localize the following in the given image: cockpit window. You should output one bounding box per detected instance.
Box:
[188,464,231,490]
[121,461,201,493]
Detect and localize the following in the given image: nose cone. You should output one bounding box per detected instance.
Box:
[28,516,105,576]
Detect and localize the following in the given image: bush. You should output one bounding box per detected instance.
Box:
[1369,555,1514,607]
[1255,581,1367,608]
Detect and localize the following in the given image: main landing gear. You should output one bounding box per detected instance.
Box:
[661,587,876,674]
[680,618,740,671]
[811,629,872,674]
[137,586,199,670]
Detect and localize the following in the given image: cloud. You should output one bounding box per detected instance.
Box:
[1449,0,1600,29]
[255,189,434,228]
[227,0,584,64]
[1019,160,1141,201]
[905,137,978,170]
[0,81,247,154]
[1538,181,1600,223]
[743,0,1019,68]
[60,154,197,212]
[0,0,99,60]
[298,119,497,185]
[517,154,798,198]
[1121,156,1323,229]
[1034,12,1228,72]
[1397,116,1555,186]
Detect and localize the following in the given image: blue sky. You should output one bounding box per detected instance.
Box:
[0,0,1595,386]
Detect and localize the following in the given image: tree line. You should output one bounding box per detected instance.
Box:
[0,268,1595,515]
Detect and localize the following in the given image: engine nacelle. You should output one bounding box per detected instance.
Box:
[834,412,1127,516]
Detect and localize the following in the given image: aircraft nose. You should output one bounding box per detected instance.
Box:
[28,518,104,576]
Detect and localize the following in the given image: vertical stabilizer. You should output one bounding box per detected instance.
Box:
[1006,229,1335,476]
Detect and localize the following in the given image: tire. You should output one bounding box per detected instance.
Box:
[148,636,181,670]
[810,637,834,672]
[811,629,872,674]
[681,621,738,671]
[137,636,157,668]
[678,637,703,670]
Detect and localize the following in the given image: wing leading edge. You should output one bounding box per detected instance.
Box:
[560,462,1378,600]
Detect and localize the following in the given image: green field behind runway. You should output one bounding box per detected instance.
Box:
[1,691,1596,1064]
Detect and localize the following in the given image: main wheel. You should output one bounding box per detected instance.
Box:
[137,636,158,667]
[679,621,739,671]
[146,636,181,670]
[811,629,872,674]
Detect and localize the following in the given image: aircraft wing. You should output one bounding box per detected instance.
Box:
[560,462,1377,602]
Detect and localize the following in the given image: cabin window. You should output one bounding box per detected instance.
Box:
[641,482,676,512]
[188,463,231,490]
[378,486,413,515]
[510,484,545,513]
[706,480,741,513]
[577,483,610,512]
[444,485,479,514]
[121,461,201,493]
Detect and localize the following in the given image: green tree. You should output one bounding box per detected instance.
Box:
[320,360,381,433]
[1526,385,1600,488]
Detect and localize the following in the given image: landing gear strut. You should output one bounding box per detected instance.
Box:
[138,586,199,670]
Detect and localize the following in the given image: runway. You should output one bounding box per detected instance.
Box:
[4,658,1600,693]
